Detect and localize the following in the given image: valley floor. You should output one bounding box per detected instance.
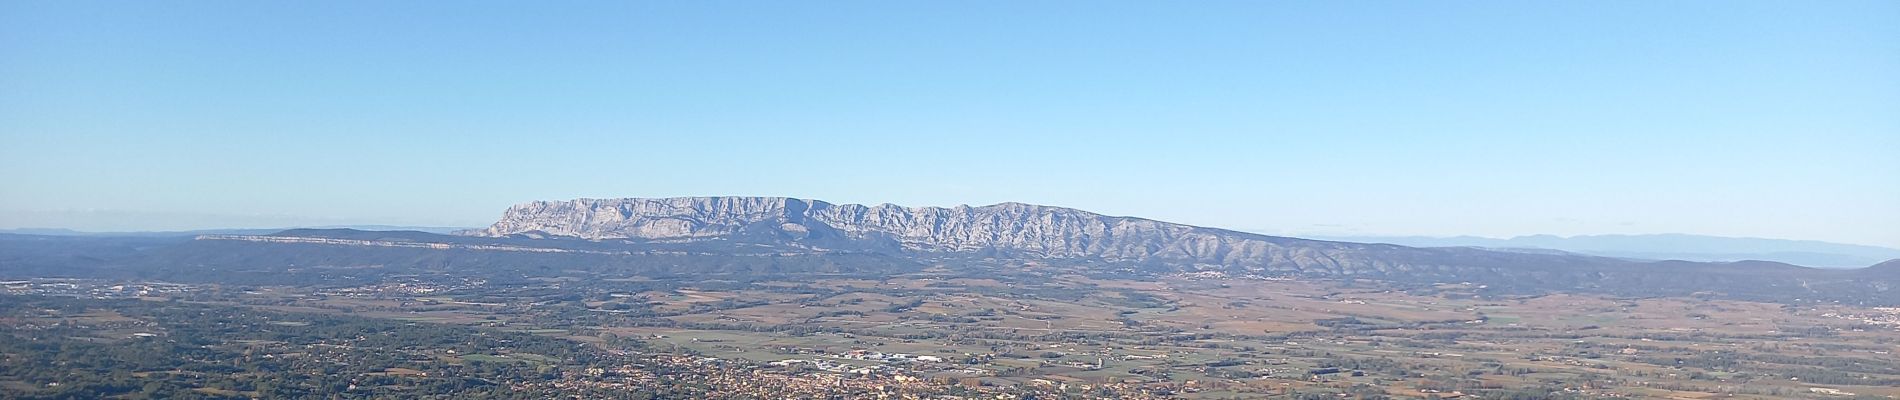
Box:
[5,265,1899,399]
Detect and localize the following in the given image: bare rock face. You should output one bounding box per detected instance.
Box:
[471,196,1582,274]
[477,197,814,242]
[457,196,1898,301]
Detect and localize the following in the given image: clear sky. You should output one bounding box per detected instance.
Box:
[2,1,1896,247]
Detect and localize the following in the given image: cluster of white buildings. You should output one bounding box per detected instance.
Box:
[760,350,952,375]
[829,349,946,363]
[2,279,201,298]
[768,359,893,375]
[1821,307,1900,330]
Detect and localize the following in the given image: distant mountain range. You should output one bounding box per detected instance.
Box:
[0,225,471,237]
[1312,234,1900,269]
[458,197,1898,303]
[472,197,1648,274]
[3,196,1895,304]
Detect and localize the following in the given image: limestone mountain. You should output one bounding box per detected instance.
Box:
[3,196,1895,304]
[472,197,1632,275]
[460,197,1900,303]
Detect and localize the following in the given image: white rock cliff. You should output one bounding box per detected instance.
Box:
[470,196,1532,274]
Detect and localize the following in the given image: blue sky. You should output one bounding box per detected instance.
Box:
[2,1,1896,247]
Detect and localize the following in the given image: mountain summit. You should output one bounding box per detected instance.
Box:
[450,196,1900,303]
[459,197,1900,303]
[472,197,1634,276]
[0,196,1888,304]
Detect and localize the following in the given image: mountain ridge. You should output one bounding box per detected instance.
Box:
[3,197,1894,304]
[1314,234,1900,268]
[469,197,1735,278]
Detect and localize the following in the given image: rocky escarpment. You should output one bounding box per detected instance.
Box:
[470,197,1622,276]
[4,196,1881,303]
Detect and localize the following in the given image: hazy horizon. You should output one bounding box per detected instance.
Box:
[5,197,1900,251]
[4,1,1897,247]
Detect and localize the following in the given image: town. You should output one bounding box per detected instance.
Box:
[5,265,1898,399]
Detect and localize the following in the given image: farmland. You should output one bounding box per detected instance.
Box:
[9,261,1897,399]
